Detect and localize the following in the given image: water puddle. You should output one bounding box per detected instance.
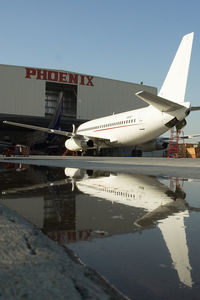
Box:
[1,162,200,299]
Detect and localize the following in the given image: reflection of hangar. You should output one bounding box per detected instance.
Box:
[0,64,156,125]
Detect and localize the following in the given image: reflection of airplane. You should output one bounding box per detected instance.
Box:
[3,33,200,155]
[1,179,67,195]
[67,170,194,287]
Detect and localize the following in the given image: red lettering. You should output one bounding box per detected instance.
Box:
[59,72,68,83]
[69,73,78,85]
[25,68,94,87]
[79,231,83,239]
[85,230,92,240]
[68,232,71,241]
[80,75,94,86]
[72,232,76,241]
[80,75,85,85]
[47,71,58,81]
[25,67,36,79]
[57,231,62,243]
[86,76,94,87]
[36,69,47,80]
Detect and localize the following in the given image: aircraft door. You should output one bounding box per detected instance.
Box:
[138,116,145,131]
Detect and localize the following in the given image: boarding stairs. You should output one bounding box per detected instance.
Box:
[167,128,185,158]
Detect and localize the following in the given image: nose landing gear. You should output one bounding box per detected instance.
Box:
[131,149,142,157]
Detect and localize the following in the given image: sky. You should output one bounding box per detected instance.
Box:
[1,0,200,138]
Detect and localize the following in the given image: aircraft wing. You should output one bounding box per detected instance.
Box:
[82,133,117,144]
[3,120,117,144]
[136,204,177,228]
[3,121,74,137]
[135,91,186,112]
[2,179,68,195]
[136,193,187,228]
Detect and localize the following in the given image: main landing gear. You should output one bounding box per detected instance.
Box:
[131,149,142,157]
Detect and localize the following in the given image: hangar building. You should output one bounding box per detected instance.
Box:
[0,64,157,154]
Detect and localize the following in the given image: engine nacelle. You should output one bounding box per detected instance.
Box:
[176,119,187,130]
[64,168,81,178]
[139,140,168,152]
[65,137,94,151]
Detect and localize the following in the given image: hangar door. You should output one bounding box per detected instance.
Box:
[45,82,77,118]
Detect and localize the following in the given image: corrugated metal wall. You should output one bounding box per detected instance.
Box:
[0,65,45,117]
[77,77,156,119]
[0,65,157,120]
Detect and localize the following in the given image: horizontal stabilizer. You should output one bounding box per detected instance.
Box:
[3,121,73,137]
[160,133,200,141]
[190,106,200,111]
[135,91,186,112]
[181,134,200,139]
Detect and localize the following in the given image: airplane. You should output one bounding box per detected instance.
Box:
[3,32,200,155]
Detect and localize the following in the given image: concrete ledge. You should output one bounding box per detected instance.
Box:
[0,203,128,300]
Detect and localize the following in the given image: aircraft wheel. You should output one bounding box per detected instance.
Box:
[131,149,142,157]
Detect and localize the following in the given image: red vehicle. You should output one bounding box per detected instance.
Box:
[3,145,30,157]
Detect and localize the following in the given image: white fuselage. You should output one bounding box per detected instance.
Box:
[76,173,174,210]
[76,106,176,147]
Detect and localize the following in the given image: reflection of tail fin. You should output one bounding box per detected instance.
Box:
[158,211,192,287]
[158,32,194,103]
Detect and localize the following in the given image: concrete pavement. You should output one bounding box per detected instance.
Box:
[1,155,200,179]
[0,203,127,300]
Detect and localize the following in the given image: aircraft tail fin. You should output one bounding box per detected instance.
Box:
[158,32,194,103]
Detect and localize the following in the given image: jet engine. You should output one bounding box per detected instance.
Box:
[176,119,187,130]
[65,137,94,151]
[139,140,168,152]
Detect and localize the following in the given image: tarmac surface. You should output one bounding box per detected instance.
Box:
[0,155,200,299]
[1,155,200,179]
